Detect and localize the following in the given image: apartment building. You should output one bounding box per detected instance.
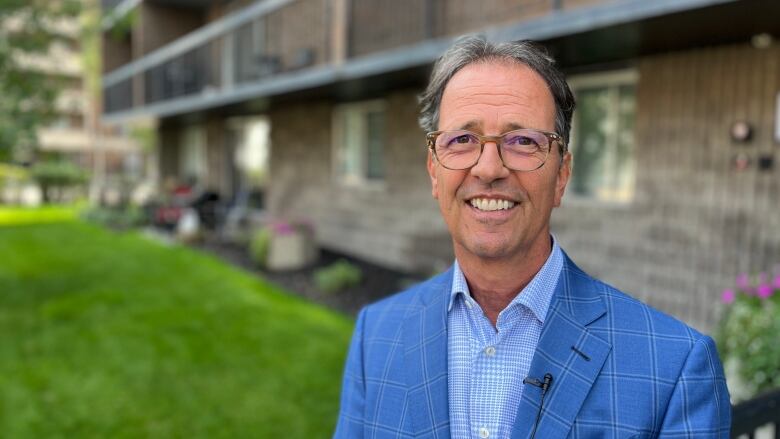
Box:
[0,7,142,206]
[24,13,141,198]
[101,0,780,332]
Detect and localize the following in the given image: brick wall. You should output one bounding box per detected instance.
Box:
[348,0,428,57]
[347,0,615,57]
[267,90,451,273]
[102,33,131,73]
[553,43,780,332]
[137,3,204,56]
[441,0,551,36]
[265,0,329,70]
[264,43,780,333]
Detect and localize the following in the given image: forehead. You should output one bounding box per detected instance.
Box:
[438,59,556,132]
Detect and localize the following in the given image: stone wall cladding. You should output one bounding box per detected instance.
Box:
[268,90,451,273]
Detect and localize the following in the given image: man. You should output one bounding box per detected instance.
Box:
[335,36,730,439]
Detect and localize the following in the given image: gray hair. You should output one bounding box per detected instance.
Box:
[419,35,575,154]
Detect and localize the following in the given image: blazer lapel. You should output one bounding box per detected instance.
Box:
[403,268,452,438]
[512,255,612,439]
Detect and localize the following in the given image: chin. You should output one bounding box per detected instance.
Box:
[460,238,516,260]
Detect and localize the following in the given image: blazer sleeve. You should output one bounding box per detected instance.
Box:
[658,335,731,438]
[333,307,367,438]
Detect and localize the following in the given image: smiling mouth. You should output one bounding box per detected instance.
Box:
[468,198,516,212]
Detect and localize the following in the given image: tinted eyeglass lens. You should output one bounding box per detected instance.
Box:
[501,130,548,170]
[434,130,482,169]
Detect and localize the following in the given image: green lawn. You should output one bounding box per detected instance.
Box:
[0,207,352,438]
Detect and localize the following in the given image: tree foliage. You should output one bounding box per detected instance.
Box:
[0,0,81,162]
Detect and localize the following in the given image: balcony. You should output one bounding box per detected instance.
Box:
[101,0,740,121]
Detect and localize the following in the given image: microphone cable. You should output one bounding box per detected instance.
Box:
[523,373,553,439]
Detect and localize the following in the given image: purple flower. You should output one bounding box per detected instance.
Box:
[757,284,774,299]
[721,289,736,304]
[773,275,780,289]
[736,273,751,290]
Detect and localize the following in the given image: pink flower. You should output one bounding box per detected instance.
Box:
[721,289,736,304]
[757,284,774,299]
[272,221,296,235]
[773,275,780,289]
[736,273,751,290]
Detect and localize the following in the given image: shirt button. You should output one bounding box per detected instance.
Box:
[484,346,496,356]
[479,427,490,438]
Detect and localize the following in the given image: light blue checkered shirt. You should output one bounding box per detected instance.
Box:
[447,237,563,439]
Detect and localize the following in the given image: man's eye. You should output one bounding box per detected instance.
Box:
[454,135,472,144]
[506,136,536,146]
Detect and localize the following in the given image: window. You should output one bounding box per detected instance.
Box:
[569,71,637,203]
[333,100,385,185]
[180,124,207,184]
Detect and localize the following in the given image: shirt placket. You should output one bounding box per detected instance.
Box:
[468,301,506,439]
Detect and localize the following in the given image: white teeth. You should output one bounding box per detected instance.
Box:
[469,198,516,212]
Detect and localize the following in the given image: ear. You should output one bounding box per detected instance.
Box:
[553,151,571,207]
[427,150,439,199]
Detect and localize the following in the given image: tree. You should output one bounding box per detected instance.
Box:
[0,0,81,163]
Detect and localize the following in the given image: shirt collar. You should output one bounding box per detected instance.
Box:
[448,235,563,324]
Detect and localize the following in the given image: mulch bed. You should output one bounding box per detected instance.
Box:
[196,237,424,316]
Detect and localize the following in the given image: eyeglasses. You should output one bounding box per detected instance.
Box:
[426,128,562,171]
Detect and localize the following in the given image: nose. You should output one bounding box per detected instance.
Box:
[470,140,510,182]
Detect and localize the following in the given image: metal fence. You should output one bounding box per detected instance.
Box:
[732,388,780,439]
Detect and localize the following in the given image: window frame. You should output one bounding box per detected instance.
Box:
[565,69,639,207]
[331,99,387,190]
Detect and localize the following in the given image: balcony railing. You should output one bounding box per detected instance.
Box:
[101,0,699,118]
[145,42,217,105]
[104,77,133,113]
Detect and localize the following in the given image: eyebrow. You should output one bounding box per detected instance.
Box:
[457,121,527,132]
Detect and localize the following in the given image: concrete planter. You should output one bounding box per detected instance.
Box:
[267,230,317,271]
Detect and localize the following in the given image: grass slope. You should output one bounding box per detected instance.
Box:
[0,208,352,438]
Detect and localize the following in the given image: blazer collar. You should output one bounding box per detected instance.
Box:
[401,255,612,439]
[511,252,611,438]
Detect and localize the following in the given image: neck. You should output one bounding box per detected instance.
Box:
[456,236,552,327]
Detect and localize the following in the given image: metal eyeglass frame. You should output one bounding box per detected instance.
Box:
[426,128,563,171]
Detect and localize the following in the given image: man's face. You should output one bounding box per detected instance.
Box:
[427,60,571,262]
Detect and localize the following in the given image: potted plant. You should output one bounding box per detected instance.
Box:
[251,219,317,271]
[717,268,780,401]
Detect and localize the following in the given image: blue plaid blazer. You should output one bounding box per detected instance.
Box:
[334,254,731,438]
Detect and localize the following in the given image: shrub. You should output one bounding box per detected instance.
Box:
[30,160,88,203]
[0,163,29,182]
[717,270,780,399]
[249,227,272,267]
[314,260,362,294]
[81,205,146,229]
[0,163,30,197]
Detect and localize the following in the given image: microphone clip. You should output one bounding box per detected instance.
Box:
[523,372,553,393]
